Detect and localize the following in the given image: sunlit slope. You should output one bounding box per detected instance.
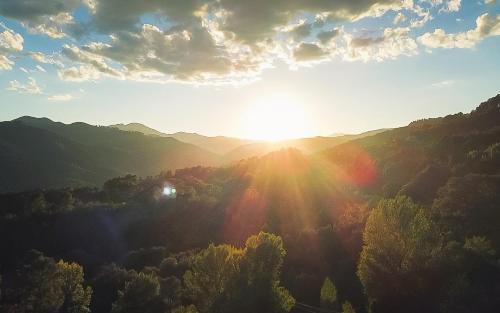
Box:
[223,129,389,163]
[319,94,500,202]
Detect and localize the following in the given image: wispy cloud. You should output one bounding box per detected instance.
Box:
[6,77,42,94]
[47,93,73,101]
[431,80,456,88]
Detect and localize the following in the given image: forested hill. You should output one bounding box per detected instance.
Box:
[0,95,499,313]
[320,94,500,201]
[0,117,220,192]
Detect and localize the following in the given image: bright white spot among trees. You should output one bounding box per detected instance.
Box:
[163,186,176,196]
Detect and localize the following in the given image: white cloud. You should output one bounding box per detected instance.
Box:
[440,0,461,12]
[58,65,100,82]
[7,77,43,94]
[431,80,456,88]
[36,65,46,72]
[418,13,500,49]
[0,24,24,70]
[0,55,13,70]
[394,12,407,25]
[344,27,418,61]
[28,51,61,66]
[48,94,73,101]
[0,0,495,84]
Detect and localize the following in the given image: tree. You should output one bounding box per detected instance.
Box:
[111,272,161,313]
[56,261,92,313]
[432,174,500,250]
[3,250,92,313]
[183,244,241,313]
[320,277,337,310]
[342,301,356,313]
[358,197,444,313]
[218,232,295,313]
[183,232,294,313]
[103,174,139,203]
[90,264,136,313]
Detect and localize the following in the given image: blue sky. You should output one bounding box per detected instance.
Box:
[0,0,499,138]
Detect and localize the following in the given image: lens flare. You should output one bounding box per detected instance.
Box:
[163,186,177,196]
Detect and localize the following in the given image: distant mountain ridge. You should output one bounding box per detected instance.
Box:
[110,122,390,159]
[0,117,220,192]
[0,111,439,193]
[110,123,254,155]
[109,123,167,137]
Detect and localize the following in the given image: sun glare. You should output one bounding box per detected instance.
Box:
[242,94,313,141]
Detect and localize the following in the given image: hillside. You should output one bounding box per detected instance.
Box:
[320,94,500,201]
[0,117,220,192]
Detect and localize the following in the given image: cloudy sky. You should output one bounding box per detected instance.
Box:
[1,0,499,137]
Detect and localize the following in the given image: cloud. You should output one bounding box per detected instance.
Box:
[440,0,461,13]
[58,65,100,82]
[61,44,123,77]
[46,0,415,83]
[288,22,313,41]
[1,0,495,84]
[431,80,455,88]
[0,0,87,38]
[344,27,418,61]
[317,29,341,44]
[28,51,62,66]
[7,77,43,94]
[394,12,407,25]
[418,13,500,49]
[48,93,73,101]
[293,42,329,62]
[0,24,23,70]
[60,24,267,82]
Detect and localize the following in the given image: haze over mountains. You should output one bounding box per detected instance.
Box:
[4,92,499,195]
[0,117,387,193]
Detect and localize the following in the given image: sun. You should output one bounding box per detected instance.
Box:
[242,94,314,141]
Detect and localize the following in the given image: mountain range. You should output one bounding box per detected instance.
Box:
[0,115,388,193]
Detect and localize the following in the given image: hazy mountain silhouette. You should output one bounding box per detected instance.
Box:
[110,123,254,155]
[111,121,389,160]
[0,117,220,192]
[223,129,390,163]
[110,123,167,137]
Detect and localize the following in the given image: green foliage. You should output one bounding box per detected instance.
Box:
[342,301,356,313]
[358,196,444,311]
[103,175,139,203]
[184,232,294,313]
[320,277,337,309]
[111,272,160,313]
[2,250,91,313]
[184,244,241,313]
[463,236,496,258]
[56,261,93,313]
